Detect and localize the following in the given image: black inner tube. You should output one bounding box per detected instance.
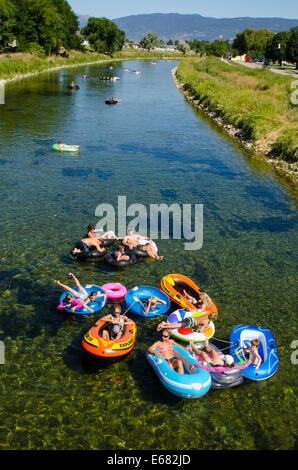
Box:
[70,244,106,260]
[105,251,137,267]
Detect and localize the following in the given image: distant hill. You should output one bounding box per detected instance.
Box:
[111,13,298,42]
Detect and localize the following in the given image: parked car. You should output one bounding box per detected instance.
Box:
[263,60,271,68]
[245,57,252,63]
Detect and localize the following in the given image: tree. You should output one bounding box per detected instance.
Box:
[208,39,229,57]
[81,17,125,55]
[176,40,190,54]
[232,28,256,55]
[265,31,291,65]
[139,31,159,51]
[0,0,17,49]
[286,27,298,69]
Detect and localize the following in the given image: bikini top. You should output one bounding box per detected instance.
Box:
[159,342,174,353]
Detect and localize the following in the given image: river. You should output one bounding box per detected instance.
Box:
[0,59,297,450]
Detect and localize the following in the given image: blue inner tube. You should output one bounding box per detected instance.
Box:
[59,285,107,315]
[125,286,170,318]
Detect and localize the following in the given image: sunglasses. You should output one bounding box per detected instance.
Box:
[162,334,170,338]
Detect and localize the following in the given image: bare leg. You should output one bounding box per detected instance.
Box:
[53,280,80,298]
[143,245,164,261]
[68,273,85,293]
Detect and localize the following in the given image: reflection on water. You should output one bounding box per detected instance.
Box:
[0,60,297,450]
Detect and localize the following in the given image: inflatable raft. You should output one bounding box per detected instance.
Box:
[53,144,80,152]
[82,318,137,364]
[189,344,244,389]
[58,285,107,315]
[125,286,170,318]
[146,344,211,399]
[159,273,218,315]
[166,309,215,343]
[230,325,279,381]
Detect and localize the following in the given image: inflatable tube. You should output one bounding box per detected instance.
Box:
[132,240,158,258]
[230,325,279,381]
[190,344,244,389]
[82,235,116,248]
[166,309,215,343]
[101,238,116,248]
[53,144,80,152]
[82,318,137,364]
[70,245,106,261]
[105,98,121,105]
[59,285,107,315]
[146,344,211,399]
[159,273,218,315]
[105,251,137,268]
[125,286,170,318]
[101,283,127,300]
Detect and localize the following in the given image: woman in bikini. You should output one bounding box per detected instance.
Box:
[148,329,184,374]
[54,273,105,314]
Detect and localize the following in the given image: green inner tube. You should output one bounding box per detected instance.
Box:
[53,144,80,152]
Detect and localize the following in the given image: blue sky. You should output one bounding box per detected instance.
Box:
[68,0,298,20]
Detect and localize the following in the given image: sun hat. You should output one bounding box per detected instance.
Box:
[223,355,234,365]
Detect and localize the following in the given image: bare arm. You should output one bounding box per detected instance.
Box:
[148,342,161,356]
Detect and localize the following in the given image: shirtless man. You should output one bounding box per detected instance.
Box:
[87,224,118,241]
[71,236,105,255]
[122,230,164,261]
[148,329,184,374]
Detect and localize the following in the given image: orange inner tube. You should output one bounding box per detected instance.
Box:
[82,319,137,358]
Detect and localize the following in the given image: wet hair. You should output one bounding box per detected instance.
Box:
[58,140,63,144]
[160,328,171,338]
[64,294,72,303]
[199,292,212,308]
[87,224,95,231]
[89,292,97,298]
[208,312,218,322]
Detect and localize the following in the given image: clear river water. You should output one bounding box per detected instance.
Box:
[0,59,297,450]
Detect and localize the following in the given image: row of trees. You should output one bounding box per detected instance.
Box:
[0,0,125,56]
[0,0,81,55]
[232,27,298,67]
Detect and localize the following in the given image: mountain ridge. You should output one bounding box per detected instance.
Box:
[78,13,298,42]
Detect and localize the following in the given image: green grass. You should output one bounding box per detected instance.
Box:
[0,49,184,82]
[176,57,298,163]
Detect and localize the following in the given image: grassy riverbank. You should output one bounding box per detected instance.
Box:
[0,49,183,83]
[175,57,298,167]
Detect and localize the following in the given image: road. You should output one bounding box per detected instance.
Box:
[232,60,298,77]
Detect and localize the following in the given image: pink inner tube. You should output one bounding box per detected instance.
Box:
[101,283,127,299]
